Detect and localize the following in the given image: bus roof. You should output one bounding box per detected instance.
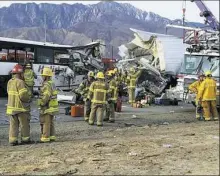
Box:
[0,37,73,50]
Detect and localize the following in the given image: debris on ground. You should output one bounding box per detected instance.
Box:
[162,144,172,148]
[162,122,170,125]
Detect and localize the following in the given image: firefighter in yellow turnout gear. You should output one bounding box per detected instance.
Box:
[6,64,32,146]
[75,71,95,122]
[24,63,36,95]
[87,72,108,126]
[104,70,117,123]
[198,71,219,121]
[127,67,142,105]
[188,74,205,119]
[38,67,59,142]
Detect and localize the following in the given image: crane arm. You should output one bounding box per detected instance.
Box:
[191,0,219,31]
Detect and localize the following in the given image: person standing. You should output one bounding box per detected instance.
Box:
[87,72,108,126]
[24,63,36,96]
[104,71,117,123]
[6,64,32,146]
[75,71,95,122]
[188,74,205,120]
[38,67,59,142]
[126,67,142,106]
[198,71,219,121]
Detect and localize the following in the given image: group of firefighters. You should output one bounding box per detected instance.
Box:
[5,62,219,146]
[188,71,219,121]
[6,64,59,146]
[74,67,142,126]
[6,63,142,145]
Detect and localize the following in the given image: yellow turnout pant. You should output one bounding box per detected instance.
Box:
[89,103,104,126]
[202,100,219,120]
[40,114,55,142]
[105,102,115,121]
[84,100,91,121]
[128,88,135,104]
[9,112,30,144]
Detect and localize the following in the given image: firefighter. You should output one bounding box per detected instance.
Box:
[75,71,95,122]
[38,67,59,142]
[104,70,117,123]
[114,68,120,86]
[6,64,32,146]
[87,72,108,126]
[123,70,128,84]
[127,67,142,106]
[24,63,36,96]
[188,74,205,120]
[198,71,219,121]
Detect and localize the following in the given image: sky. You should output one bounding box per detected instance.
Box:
[0,1,219,23]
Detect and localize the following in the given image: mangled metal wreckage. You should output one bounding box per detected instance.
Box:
[57,41,105,104]
[117,28,186,96]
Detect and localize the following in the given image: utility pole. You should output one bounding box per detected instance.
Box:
[182,0,186,42]
[44,14,47,43]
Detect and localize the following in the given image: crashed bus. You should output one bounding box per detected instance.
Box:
[0,37,104,97]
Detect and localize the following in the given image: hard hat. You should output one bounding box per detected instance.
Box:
[106,70,113,76]
[26,63,31,68]
[111,70,116,75]
[11,64,23,74]
[96,72,105,79]
[41,67,53,77]
[205,71,212,76]
[88,71,94,77]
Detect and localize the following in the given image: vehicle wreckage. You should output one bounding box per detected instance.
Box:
[165,0,220,107]
[0,37,104,102]
[117,28,186,98]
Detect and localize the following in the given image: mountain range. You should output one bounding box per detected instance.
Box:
[0,2,205,58]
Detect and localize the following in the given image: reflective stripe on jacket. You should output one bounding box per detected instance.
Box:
[6,78,31,115]
[108,79,118,101]
[88,80,108,104]
[198,78,217,101]
[38,80,59,115]
[24,69,35,87]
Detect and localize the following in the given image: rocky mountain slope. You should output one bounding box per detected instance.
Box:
[0,2,204,57]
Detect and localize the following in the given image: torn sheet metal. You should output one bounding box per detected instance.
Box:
[57,91,76,104]
[118,28,187,95]
[119,28,187,74]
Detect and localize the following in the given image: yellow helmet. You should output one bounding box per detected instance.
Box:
[96,72,105,79]
[106,70,113,76]
[88,71,94,77]
[205,71,212,76]
[41,67,53,77]
[111,70,116,76]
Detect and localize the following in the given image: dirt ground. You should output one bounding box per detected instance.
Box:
[0,101,219,175]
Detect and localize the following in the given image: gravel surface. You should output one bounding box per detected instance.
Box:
[0,99,219,175]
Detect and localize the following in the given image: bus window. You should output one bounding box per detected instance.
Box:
[35,48,54,63]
